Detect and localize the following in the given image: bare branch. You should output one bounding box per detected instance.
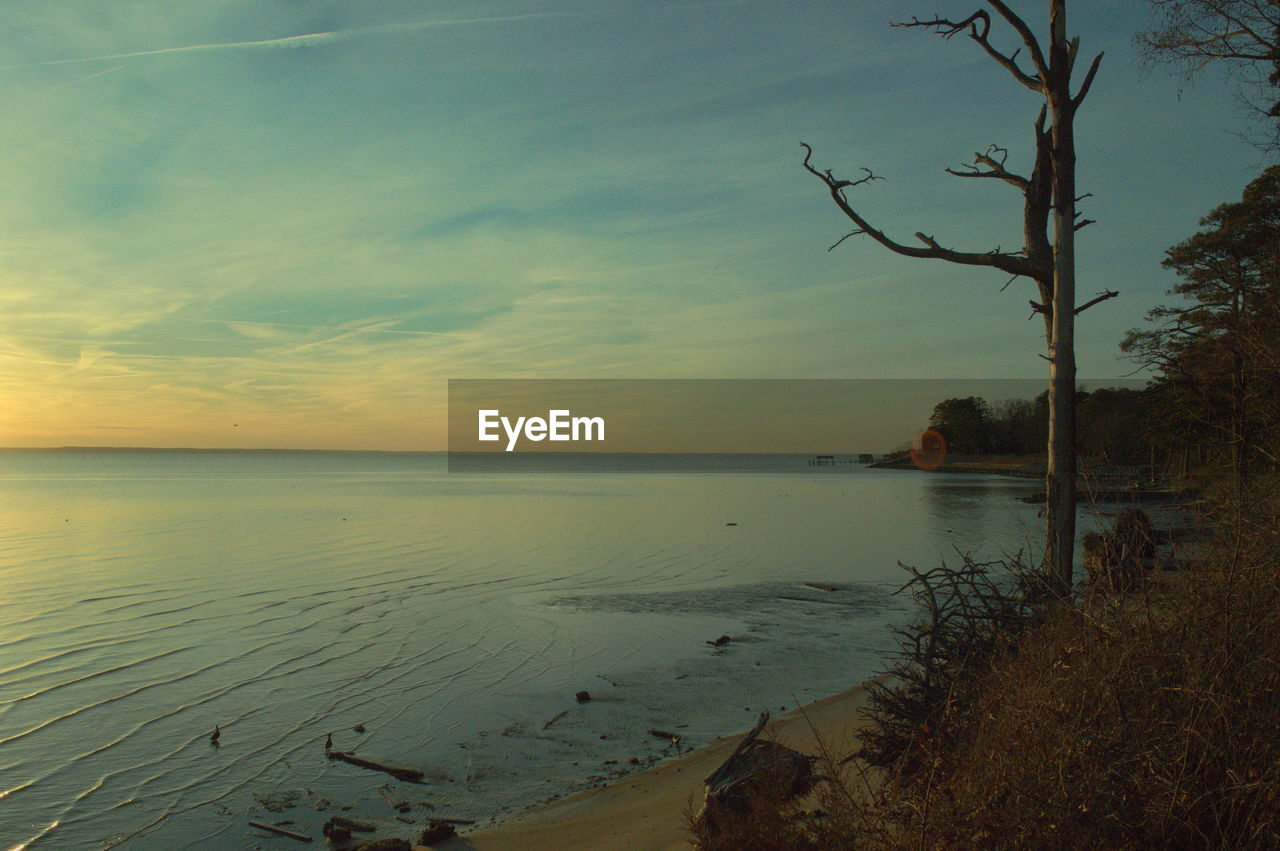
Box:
[827,230,864,252]
[1075,289,1119,314]
[945,144,1031,190]
[915,232,943,250]
[1073,51,1105,105]
[894,10,1045,92]
[1072,201,1096,231]
[986,0,1052,79]
[800,142,1043,280]
[893,11,987,40]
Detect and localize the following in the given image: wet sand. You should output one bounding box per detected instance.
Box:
[443,679,880,850]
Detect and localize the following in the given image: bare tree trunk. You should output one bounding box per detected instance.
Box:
[802,0,1106,594]
[1046,0,1077,592]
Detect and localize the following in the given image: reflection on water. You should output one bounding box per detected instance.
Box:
[0,452,1077,848]
[923,476,1045,563]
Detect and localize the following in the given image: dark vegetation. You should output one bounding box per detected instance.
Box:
[920,387,1152,463]
[694,501,1280,849]
[1123,165,1280,492]
[695,428,1280,849]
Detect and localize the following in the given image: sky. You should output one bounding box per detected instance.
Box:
[0,0,1268,450]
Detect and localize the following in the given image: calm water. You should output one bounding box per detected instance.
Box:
[1,452,1062,848]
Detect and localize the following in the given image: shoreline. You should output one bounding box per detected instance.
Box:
[441,679,881,850]
[870,454,1045,477]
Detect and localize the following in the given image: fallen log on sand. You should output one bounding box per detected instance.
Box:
[648,729,682,745]
[542,710,570,730]
[695,711,814,838]
[377,786,412,812]
[327,750,424,783]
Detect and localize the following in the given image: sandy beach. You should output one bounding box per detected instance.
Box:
[442,679,880,850]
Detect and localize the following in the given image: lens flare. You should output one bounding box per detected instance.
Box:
[910,429,947,471]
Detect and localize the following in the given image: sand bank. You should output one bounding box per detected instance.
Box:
[441,679,880,850]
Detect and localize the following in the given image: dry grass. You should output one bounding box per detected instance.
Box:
[690,481,1280,849]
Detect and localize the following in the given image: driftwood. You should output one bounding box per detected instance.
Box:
[705,712,769,787]
[327,750,424,782]
[377,786,412,812]
[248,821,312,842]
[777,595,850,606]
[419,821,458,844]
[542,710,570,730]
[321,821,351,841]
[696,712,814,836]
[648,728,682,745]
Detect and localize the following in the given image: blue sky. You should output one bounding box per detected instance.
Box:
[0,0,1266,449]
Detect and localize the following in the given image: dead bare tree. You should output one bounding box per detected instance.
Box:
[802,0,1111,593]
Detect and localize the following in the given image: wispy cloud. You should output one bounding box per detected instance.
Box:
[201,319,447,338]
[3,12,595,70]
[0,0,1258,448]
[47,63,127,89]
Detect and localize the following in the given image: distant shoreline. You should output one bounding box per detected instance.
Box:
[870,454,1045,478]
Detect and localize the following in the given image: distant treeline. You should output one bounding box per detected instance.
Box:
[918,166,1280,483]
[921,388,1151,463]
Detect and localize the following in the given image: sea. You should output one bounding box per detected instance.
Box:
[0,450,1101,848]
